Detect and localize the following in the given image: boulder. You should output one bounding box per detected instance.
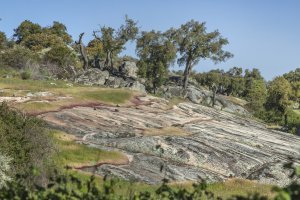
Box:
[74,68,109,86]
[125,81,146,94]
[73,68,146,93]
[105,76,125,88]
[119,61,138,79]
[185,86,211,104]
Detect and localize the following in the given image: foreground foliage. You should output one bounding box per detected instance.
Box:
[0,153,11,188]
[0,102,54,186]
[0,174,268,200]
[0,168,298,200]
[0,160,298,200]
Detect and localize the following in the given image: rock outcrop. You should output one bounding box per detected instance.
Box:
[119,61,138,79]
[162,85,250,116]
[74,66,146,93]
[73,62,249,116]
[41,95,300,186]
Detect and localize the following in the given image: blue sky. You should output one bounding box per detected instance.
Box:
[0,0,299,80]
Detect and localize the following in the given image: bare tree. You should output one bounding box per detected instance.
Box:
[75,33,89,70]
[93,16,138,70]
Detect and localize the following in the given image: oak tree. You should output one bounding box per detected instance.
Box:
[14,20,42,44]
[266,77,292,126]
[0,31,7,49]
[169,20,233,89]
[93,16,138,70]
[44,21,72,44]
[75,33,89,70]
[136,31,176,93]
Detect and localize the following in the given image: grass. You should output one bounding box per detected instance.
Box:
[51,130,128,168]
[0,77,69,91]
[61,87,133,104]
[206,179,275,199]
[0,78,134,114]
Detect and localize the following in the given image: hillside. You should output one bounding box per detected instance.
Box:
[1,78,299,188]
[41,95,300,186]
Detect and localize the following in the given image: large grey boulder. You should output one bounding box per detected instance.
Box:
[73,68,146,93]
[105,76,125,88]
[74,68,109,86]
[119,61,138,79]
[125,81,146,93]
[185,86,211,104]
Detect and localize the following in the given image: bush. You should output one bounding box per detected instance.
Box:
[0,45,39,69]
[0,153,11,188]
[286,109,300,134]
[43,45,78,79]
[0,67,20,78]
[21,32,63,51]
[44,45,76,67]
[0,31,7,49]
[0,171,279,200]
[20,70,31,80]
[0,102,54,186]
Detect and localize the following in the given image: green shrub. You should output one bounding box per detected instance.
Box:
[0,153,11,188]
[20,70,31,80]
[43,45,78,79]
[285,110,300,134]
[0,172,275,200]
[0,31,7,49]
[0,67,19,78]
[0,102,54,186]
[44,45,76,67]
[0,45,39,69]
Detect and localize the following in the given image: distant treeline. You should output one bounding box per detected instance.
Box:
[177,67,300,134]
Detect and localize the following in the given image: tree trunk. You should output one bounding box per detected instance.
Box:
[153,86,156,94]
[76,33,89,71]
[183,62,191,90]
[284,114,288,127]
[105,51,113,69]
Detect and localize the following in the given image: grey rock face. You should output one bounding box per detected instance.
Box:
[163,85,250,116]
[126,81,146,93]
[119,61,138,79]
[74,68,109,86]
[74,68,146,93]
[105,76,125,88]
[41,96,300,186]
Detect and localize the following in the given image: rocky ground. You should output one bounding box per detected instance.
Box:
[40,95,300,186]
[73,61,146,93]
